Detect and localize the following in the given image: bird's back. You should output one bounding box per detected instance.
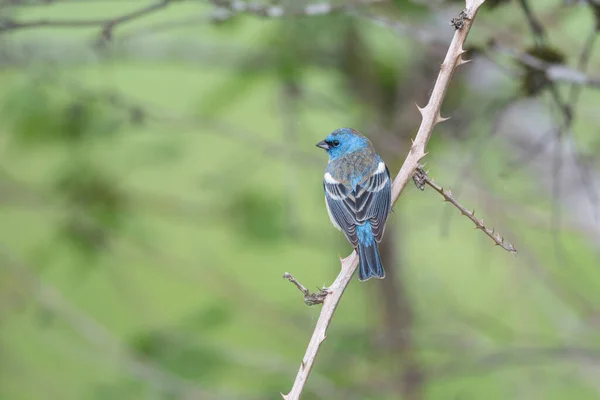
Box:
[326,147,379,189]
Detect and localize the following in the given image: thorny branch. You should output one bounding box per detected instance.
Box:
[361,13,600,90]
[412,167,517,253]
[282,2,489,399]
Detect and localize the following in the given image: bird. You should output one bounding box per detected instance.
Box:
[316,128,392,281]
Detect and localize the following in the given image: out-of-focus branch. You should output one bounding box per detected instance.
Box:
[517,0,546,45]
[209,0,388,22]
[0,0,388,34]
[432,346,600,379]
[569,27,598,104]
[0,0,174,40]
[281,2,488,399]
[413,167,517,253]
[491,43,600,89]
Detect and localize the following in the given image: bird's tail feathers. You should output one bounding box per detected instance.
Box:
[357,241,385,281]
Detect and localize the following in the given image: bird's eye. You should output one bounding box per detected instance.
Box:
[332,140,340,147]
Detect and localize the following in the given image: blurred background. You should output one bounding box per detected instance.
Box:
[1,0,600,399]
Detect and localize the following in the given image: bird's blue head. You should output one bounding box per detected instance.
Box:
[316,128,370,160]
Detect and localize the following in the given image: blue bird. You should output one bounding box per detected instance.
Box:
[316,128,392,281]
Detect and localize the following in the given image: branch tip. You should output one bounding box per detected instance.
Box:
[415,167,517,253]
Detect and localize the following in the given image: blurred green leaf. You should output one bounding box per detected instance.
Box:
[130,329,228,381]
[521,46,566,96]
[53,162,127,259]
[184,302,233,332]
[2,78,125,147]
[229,189,285,243]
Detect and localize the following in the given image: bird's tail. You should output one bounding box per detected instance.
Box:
[356,224,385,281]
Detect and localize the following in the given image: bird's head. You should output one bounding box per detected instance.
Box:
[316,128,370,160]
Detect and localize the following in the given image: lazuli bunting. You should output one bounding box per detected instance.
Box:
[316,128,392,281]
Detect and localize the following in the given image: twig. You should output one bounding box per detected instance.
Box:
[209,0,387,21]
[283,273,330,306]
[0,0,174,40]
[282,2,488,399]
[413,167,517,253]
[491,44,600,88]
[432,346,600,379]
[568,27,598,104]
[517,0,546,45]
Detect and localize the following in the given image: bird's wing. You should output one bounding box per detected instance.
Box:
[323,161,391,246]
[356,162,392,242]
[323,175,359,247]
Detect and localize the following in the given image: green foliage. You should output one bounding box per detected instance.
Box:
[521,46,566,96]
[229,189,286,243]
[132,330,228,381]
[2,78,125,146]
[182,302,234,332]
[52,161,127,261]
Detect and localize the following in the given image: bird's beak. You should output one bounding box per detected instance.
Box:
[316,140,330,150]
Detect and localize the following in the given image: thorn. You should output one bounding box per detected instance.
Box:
[301,360,306,369]
[457,56,472,66]
[416,103,427,116]
[281,393,288,400]
[436,114,451,124]
[410,137,415,145]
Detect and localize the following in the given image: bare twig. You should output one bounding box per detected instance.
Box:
[413,167,517,253]
[282,2,488,399]
[568,28,598,104]
[209,0,387,21]
[517,0,546,45]
[491,44,600,88]
[432,346,600,379]
[283,273,330,306]
[0,0,174,39]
